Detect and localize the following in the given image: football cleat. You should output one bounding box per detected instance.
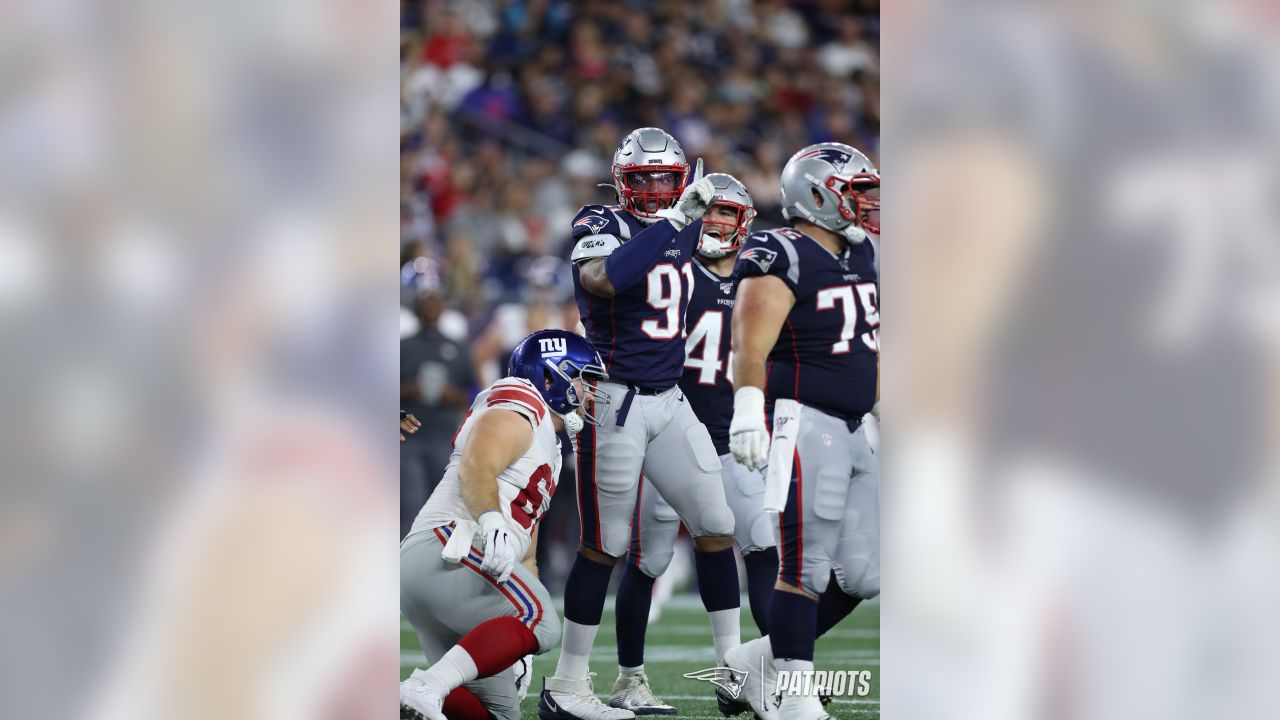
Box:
[715,682,752,717]
[513,653,535,700]
[539,674,637,720]
[776,694,833,720]
[723,638,779,720]
[609,670,677,715]
[399,669,446,720]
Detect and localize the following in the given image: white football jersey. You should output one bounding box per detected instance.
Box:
[408,377,563,557]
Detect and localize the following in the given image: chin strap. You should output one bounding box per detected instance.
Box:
[842,224,868,244]
[561,411,584,435]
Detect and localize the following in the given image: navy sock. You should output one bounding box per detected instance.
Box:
[816,576,861,637]
[693,546,741,611]
[562,551,615,626]
[768,589,818,661]
[743,548,778,635]
[615,563,655,668]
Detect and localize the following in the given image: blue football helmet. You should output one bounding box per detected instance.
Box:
[508,329,610,430]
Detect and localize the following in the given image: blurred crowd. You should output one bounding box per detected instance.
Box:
[400,0,879,581]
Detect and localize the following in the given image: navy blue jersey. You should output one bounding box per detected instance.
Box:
[569,204,701,388]
[678,259,738,455]
[734,227,879,422]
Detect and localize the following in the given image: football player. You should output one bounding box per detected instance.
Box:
[539,128,742,720]
[725,143,881,720]
[609,174,779,715]
[400,330,610,720]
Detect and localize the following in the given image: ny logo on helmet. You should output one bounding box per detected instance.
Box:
[539,337,568,357]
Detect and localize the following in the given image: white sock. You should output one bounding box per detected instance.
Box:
[425,645,478,694]
[708,608,741,664]
[619,664,644,677]
[554,619,599,679]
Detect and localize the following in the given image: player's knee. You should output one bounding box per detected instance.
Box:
[533,610,561,654]
[698,503,735,539]
[639,549,674,578]
[840,569,879,600]
[741,513,776,554]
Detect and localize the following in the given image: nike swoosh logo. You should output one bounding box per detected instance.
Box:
[590,208,605,215]
[542,695,559,713]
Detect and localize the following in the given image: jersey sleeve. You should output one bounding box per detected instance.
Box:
[734,230,800,296]
[569,205,623,263]
[485,379,549,428]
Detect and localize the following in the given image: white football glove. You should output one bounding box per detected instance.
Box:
[477,510,517,583]
[729,387,770,471]
[657,167,717,230]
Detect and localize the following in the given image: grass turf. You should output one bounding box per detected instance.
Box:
[401,595,879,719]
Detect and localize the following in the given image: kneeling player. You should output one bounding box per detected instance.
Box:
[400,330,610,720]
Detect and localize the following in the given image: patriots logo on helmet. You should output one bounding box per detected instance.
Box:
[799,147,853,167]
[574,215,610,235]
[739,247,778,273]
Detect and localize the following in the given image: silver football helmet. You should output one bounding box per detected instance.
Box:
[611,127,691,224]
[696,173,756,259]
[780,142,880,243]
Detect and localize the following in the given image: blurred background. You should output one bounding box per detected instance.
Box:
[399,0,880,587]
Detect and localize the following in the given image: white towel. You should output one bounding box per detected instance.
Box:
[440,519,478,564]
[763,399,802,512]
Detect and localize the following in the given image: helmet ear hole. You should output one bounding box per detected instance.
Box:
[811,188,825,208]
[542,367,554,391]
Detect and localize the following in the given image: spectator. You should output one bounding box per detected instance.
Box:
[399,286,476,539]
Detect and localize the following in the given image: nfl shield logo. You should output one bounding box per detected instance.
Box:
[720,282,733,295]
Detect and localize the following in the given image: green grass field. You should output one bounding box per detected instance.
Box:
[401,595,880,719]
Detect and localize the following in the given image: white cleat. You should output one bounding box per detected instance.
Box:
[539,674,637,720]
[724,638,779,720]
[777,694,833,720]
[609,670,677,715]
[400,669,447,720]
[512,654,535,700]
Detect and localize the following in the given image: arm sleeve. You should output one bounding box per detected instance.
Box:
[602,219,679,292]
[733,230,800,296]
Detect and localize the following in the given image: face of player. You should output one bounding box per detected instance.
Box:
[623,170,681,214]
[697,202,746,257]
[837,178,880,235]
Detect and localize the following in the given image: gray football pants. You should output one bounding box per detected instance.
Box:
[576,382,735,557]
[774,406,880,598]
[400,525,561,720]
[627,452,776,578]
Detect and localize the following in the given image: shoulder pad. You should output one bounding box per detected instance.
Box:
[572,205,624,240]
[571,234,622,263]
[486,378,548,425]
